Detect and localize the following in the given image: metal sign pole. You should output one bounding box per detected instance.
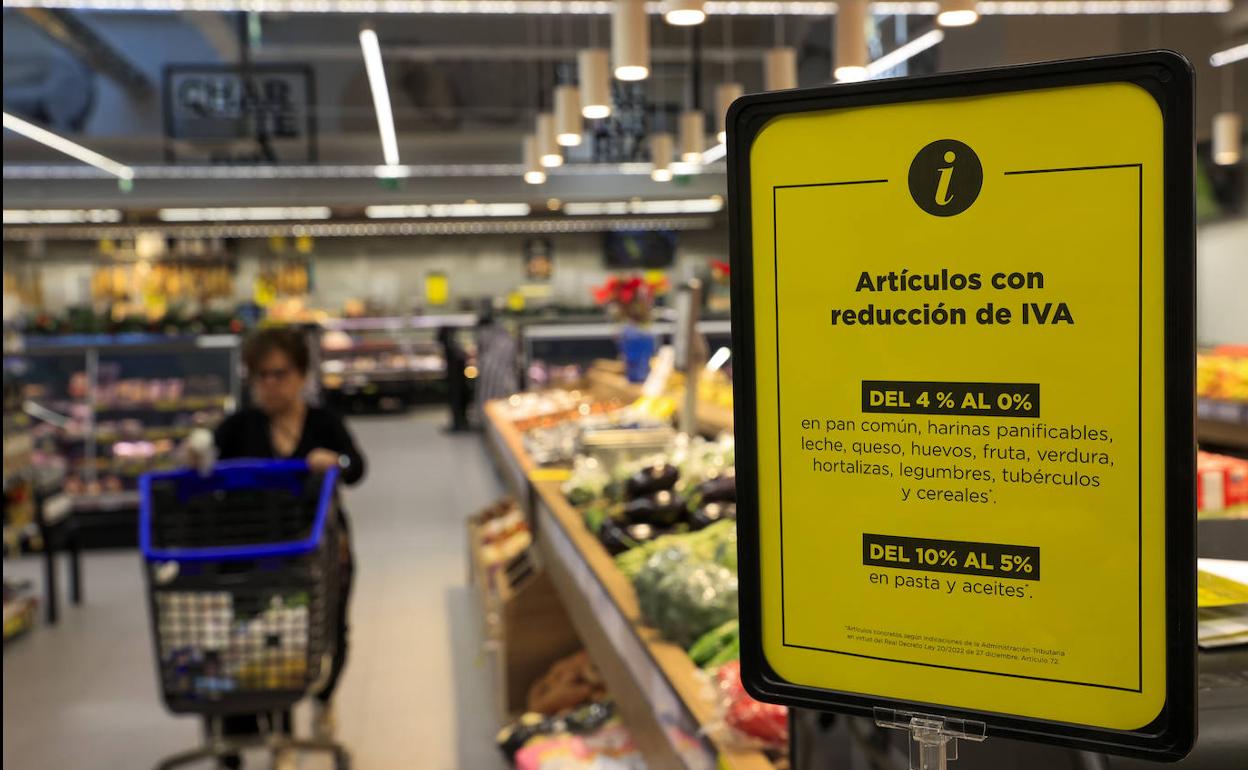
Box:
[674,278,703,436]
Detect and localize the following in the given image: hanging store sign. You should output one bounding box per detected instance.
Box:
[163,64,317,164]
[727,52,1196,760]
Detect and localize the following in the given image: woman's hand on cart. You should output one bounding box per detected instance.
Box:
[182,428,217,477]
[307,449,343,475]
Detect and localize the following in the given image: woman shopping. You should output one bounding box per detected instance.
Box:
[190,327,366,769]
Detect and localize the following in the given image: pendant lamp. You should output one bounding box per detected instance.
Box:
[579,49,612,119]
[613,0,650,81]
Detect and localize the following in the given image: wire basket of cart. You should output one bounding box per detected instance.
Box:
[139,459,350,770]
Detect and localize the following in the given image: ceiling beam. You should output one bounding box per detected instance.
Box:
[18,9,152,97]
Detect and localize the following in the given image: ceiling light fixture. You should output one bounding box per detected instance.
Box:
[764,47,797,91]
[866,29,945,77]
[663,0,706,25]
[1210,42,1248,67]
[679,109,706,163]
[535,112,563,167]
[713,82,743,143]
[365,203,532,218]
[359,27,401,172]
[613,0,650,80]
[834,0,870,82]
[578,48,613,118]
[974,1,1228,15]
[937,0,979,26]
[2,209,122,224]
[650,132,675,181]
[1,217,715,243]
[157,207,333,222]
[0,1,1232,15]
[564,197,724,215]
[2,161,729,181]
[555,84,583,146]
[1212,112,1241,165]
[2,112,134,181]
[522,134,547,184]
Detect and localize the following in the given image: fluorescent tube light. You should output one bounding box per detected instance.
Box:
[359,28,401,170]
[365,203,531,218]
[3,209,122,224]
[3,112,134,180]
[563,197,724,215]
[866,30,945,76]
[157,207,332,222]
[1210,43,1248,67]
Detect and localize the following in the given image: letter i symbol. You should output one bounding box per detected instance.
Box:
[935,151,956,206]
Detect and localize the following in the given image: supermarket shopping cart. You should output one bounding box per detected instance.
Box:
[139,459,351,770]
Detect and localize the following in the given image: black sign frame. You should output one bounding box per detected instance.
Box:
[162,63,318,164]
[726,51,1196,761]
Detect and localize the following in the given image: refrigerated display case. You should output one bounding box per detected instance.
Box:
[318,314,477,412]
[521,319,731,387]
[5,334,241,519]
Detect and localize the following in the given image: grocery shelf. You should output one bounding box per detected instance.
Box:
[483,401,774,770]
[320,313,477,331]
[1197,398,1248,453]
[532,480,773,770]
[36,396,230,417]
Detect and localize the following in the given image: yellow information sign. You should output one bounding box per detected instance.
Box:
[728,54,1195,759]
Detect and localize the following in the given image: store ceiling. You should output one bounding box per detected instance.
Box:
[2,2,1246,214]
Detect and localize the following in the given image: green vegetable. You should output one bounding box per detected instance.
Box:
[614,519,737,579]
[703,634,740,668]
[581,504,609,534]
[688,619,739,665]
[633,548,739,647]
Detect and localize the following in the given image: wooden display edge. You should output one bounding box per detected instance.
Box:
[483,400,538,513]
[532,479,776,770]
[481,391,774,770]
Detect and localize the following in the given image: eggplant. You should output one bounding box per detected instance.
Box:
[690,502,736,530]
[625,463,680,499]
[597,519,635,555]
[696,473,736,505]
[624,490,687,527]
[599,518,669,555]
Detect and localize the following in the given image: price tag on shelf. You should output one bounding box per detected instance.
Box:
[727,53,1196,760]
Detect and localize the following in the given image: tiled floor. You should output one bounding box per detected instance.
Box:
[3,410,509,770]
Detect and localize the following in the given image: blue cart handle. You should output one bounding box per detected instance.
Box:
[139,459,340,563]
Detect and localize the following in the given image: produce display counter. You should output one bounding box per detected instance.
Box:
[482,400,775,770]
[533,480,774,770]
[584,365,734,437]
[482,400,540,514]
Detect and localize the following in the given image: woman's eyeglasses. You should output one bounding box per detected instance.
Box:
[253,367,294,383]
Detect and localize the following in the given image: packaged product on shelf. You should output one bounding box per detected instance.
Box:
[473,499,533,570]
[526,650,607,715]
[513,721,644,770]
[1198,451,1248,517]
[1197,347,1248,402]
[496,703,621,762]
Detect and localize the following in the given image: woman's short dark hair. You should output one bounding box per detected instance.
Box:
[242,327,310,376]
